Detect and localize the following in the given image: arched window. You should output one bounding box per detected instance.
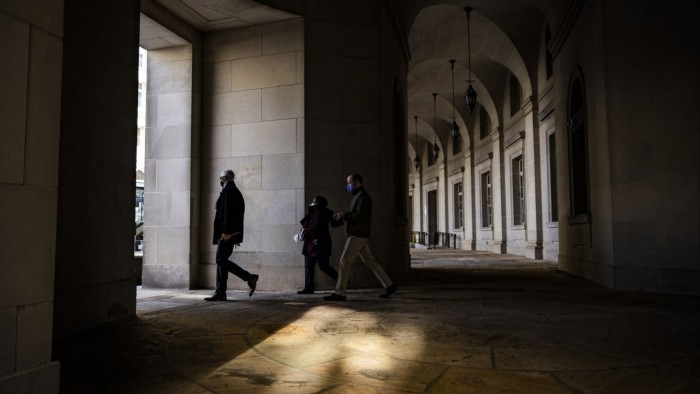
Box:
[568,70,590,218]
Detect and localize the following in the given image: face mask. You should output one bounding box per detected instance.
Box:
[346,184,354,193]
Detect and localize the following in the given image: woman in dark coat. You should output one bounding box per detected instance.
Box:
[298,196,344,294]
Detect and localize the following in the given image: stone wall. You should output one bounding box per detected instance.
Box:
[0,0,62,392]
[200,18,306,291]
[143,45,197,288]
[555,0,700,295]
[601,1,699,294]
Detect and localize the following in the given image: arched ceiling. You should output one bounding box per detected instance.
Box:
[404,0,555,151]
[149,0,572,153]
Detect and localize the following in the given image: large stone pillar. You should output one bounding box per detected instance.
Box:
[142,45,197,288]
[414,172,423,232]
[304,1,410,282]
[53,0,139,335]
[0,1,63,391]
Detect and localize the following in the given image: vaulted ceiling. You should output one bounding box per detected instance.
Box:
[149,0,573,152]
[397,0,568,151]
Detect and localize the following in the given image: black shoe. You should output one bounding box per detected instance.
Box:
[323,293,347,301]
[204,293,227,301]
[379,283,398,298]
[297,289,314,294]
[247,274,259,297]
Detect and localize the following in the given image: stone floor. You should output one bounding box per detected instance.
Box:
[54,249,700,393]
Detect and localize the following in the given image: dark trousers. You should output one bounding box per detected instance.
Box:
[215,239,252,295]
[303,256,338,291]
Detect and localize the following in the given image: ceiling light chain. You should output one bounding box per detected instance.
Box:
[464,6,477,113]
[449,59,460,140]
[432,93,440,161]
[413,115,421,171]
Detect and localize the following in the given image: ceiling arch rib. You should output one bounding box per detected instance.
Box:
[408,59,500,143]
[406,0,548,89]
[407,94,444,140]
[406,94,459,157]
[407,116,435,161]
[409,5,533,101]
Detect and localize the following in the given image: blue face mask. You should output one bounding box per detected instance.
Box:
[346,184,354,193]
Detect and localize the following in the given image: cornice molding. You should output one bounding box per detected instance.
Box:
[448,166,465,177]
[504,131,525,149]
[475,152,493,165]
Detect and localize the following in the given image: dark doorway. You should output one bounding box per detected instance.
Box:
[428,190,437,235]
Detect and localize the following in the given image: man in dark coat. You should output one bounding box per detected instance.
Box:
[205,169,259,301]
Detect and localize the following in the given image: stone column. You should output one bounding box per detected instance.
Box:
[143,45,196,288]
[463,151,476,250]
[53,0,139,337]
[522,97,543,259]
[438,162,447,232]
[304,1,410,282]
[491,128,507,253]
[414,172,423,232]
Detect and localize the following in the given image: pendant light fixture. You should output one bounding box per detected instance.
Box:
[464,7,477,113]
[432,93,440,161]
[449,59,460,140]
[413,115,421,171]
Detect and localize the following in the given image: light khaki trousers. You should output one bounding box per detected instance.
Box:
[335,236,392,296]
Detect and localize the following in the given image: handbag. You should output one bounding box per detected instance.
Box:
[293,227,306,242]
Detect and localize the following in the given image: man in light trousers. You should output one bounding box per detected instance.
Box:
[323,174,398,301]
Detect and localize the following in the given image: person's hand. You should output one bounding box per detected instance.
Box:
[333,211,345,220]
[221,232,240,241]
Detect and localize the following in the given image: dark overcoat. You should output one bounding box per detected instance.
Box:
[213,181,245,244]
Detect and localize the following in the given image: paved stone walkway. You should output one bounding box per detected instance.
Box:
[55,249,700,393]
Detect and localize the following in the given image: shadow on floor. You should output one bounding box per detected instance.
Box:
[53,250,700,393]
